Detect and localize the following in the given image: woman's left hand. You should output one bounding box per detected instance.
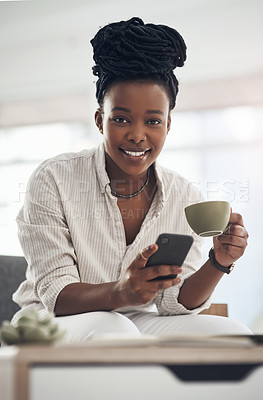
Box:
[213,211,249,267]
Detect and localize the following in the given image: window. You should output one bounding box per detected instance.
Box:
[0,122,101,255]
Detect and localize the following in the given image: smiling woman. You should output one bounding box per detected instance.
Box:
[11,17,252,341]
[96,82,170,194]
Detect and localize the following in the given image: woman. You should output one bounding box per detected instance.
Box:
[12,17,252,341]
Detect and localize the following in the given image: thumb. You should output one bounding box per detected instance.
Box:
[137,244,158,268]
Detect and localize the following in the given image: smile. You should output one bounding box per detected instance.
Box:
[120,148,151,157]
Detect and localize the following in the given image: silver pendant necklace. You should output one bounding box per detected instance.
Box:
[110,168,150,199]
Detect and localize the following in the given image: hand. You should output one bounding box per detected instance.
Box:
[213,211,249,267]
[114,244,182,307]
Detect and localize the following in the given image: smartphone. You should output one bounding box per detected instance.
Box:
[145,233,193,280]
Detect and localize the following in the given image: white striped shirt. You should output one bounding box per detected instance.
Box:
[13,142,210,316]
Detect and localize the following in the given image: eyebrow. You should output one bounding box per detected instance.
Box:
[111,107,130,113]
[111,107,164,116]
[146,109,164,116]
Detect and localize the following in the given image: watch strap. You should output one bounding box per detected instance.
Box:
[209,247,235,274]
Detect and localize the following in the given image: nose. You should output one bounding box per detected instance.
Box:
[126,124,146,143]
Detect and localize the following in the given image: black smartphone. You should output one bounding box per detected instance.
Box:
[145,233,193,280]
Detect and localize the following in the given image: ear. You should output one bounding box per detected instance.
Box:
[95,109,103,134]
[166,112,171,134]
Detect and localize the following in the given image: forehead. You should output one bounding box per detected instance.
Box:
[103,81,170,112]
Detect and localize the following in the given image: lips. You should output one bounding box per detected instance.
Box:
[119,148,151,158]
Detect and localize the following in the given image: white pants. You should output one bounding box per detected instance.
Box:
[55,311,253,343]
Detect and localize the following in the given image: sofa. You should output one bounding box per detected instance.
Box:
[0,255,27,326]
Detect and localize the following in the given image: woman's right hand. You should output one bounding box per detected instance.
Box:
[113,244,182,308]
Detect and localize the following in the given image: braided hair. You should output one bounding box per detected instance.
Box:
[90,17,187,110]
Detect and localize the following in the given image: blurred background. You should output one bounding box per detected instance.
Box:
[0,0,262,332]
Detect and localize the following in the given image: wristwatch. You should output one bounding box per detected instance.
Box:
[208,247,235,274]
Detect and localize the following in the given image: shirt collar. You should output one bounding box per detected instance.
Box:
[94,142,110,194]
[153,159,166,205]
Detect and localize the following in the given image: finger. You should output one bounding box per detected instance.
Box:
[134,244,158,269]
[144,264,182,281]
[229,212,245,227]
[217,234,248,249]
[147,277,181,292]
[222,224,248,238]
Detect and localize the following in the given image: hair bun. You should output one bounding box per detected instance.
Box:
[90,17,186,78]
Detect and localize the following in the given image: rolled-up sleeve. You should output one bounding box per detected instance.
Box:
[15,165,80,312]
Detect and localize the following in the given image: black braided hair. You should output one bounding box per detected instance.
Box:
[90,17,187,110]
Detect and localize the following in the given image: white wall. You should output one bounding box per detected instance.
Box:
[0,0,263,125]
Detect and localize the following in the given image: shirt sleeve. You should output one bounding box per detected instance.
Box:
[15,165,80,313]
[154,180,212,316]
[154,232,212,315]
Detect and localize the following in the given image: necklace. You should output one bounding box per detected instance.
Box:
[110,168,150,199]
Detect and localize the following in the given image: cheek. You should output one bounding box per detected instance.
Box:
[153,129,167,147]
[103,125,120,148]
[158,137,166,152]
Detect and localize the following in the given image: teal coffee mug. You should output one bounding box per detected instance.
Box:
[184,201,230,237]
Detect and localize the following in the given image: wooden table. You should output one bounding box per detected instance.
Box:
[1,336,263,400]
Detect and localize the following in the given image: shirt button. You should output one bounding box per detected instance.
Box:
[116,221,121,227]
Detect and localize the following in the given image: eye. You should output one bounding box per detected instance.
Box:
[147,119,161,125]
[113,116,129,124]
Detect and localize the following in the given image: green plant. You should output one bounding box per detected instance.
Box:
[0,308,65,345]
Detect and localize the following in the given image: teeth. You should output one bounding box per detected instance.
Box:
[123,150,147,157]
